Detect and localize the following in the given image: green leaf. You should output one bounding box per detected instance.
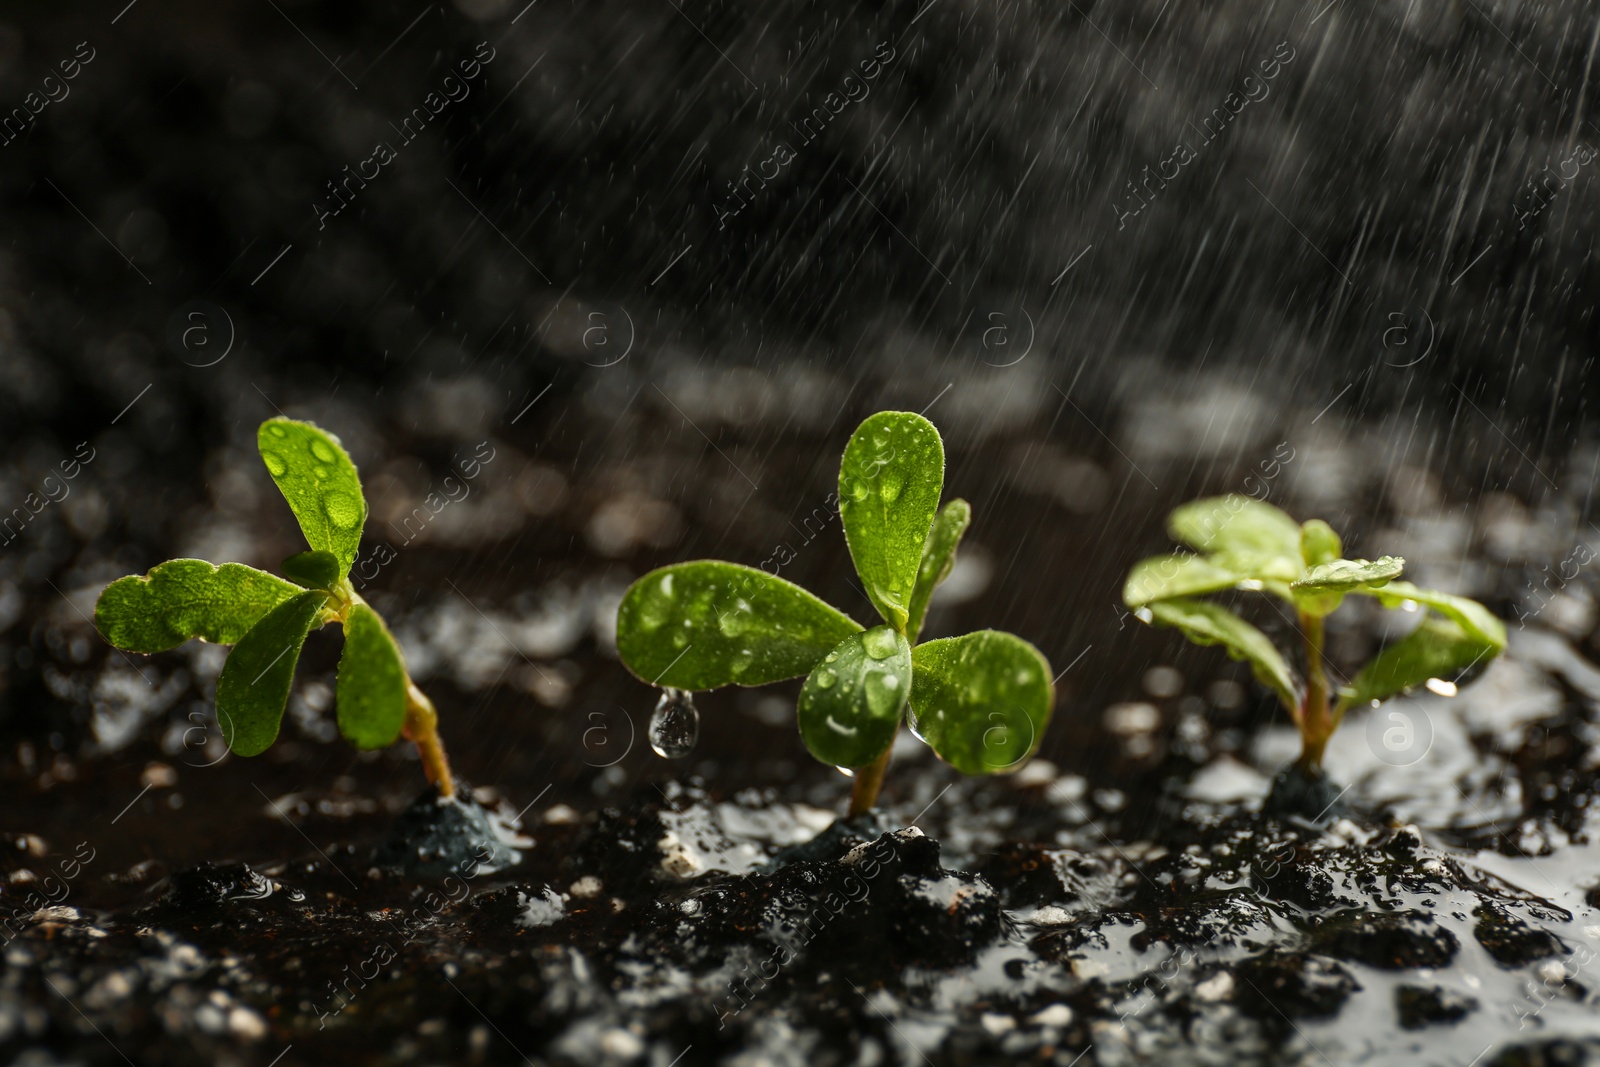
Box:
[1355,581,1508,650]
[907,630,1054,775]
[1168,495,1303,585]
[336,602,408,749]
[95,560,304,654]
[258,418,368,579]
[1292,556,1405,593]
[215,590,328,757]
[838,411,946,632]
[1290,555,1404,617]
[616,561,862,690]
[797,626,912,769]
[1142,597,1299,713]
[1300,520,1343,567]
[906,499,971,639]
[283,550,341,590]
[1344,616,1502,708]
[1123,553,1244,608]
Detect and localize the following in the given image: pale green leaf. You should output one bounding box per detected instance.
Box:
[1168,496,1303,585]
[215,590,328,757]
[1290,555,1404,616]
[1355,581,1508,650]
[1344,616,1502,707]
[1291,556,1405,593]
[95,560,304,654]
[906,499,971,639]
[1123,553,1244,608]
[797,626,911,769]
[258,418,368,579]
[616,561,861,690]
[838,411,945,632]
[336,602,408,749]
[907,630,1054,775]
[1143,597,1298,712]
[1300,519,1342,567]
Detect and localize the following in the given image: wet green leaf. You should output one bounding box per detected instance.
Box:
[216,590,328,757]
[797,626,912,769]
[257,418,367,579]
[283,550,341,590]
[1142,597,1298,713]
[908,630,1054,775]
[1290,555,1404,616]
[1292,556,1405,593]
[336,602,408,749]
[1344,616,1502,707]
[906,499,971,639]
[1300,520,1343,567]
[838,411,945,632]
[616,561,861,690]
[1123,553,1244,608]
[95,560,304,653]
[1168,495,1303,585]
[1355,580,1508,651]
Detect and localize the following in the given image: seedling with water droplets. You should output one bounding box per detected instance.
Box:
[615,411,1055,815]
[94,418,458,796]
[1123,496,1507,777]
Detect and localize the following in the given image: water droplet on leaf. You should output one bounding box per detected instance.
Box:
[323,490,361,529]
[262,451,288,477]
[649,687,698,759]
[879,472,904,502]
[862,627,898,660]
[863,671,903,716]
[815,668,837,689]
[309,439,337,463]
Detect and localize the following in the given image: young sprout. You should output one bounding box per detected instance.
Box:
[614,411,1055,816]
[1123,495,1508,775]
[94,418,457,796]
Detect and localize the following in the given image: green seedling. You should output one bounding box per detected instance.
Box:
[615,411,1055,815]
[1123,495,1507,774]
[94,418,457,796]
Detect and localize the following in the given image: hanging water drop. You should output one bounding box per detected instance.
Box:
[649,687,699,759]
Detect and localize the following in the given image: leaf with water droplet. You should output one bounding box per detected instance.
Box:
[649,687,699,759]
[907,630,1054,775]
[256,418,367,580]
[838,411,945,632]
[216,590,328,757]
[797,625,911,769]
[95,559,304,653]
[335,602,408,749]
[1352,580,1506,649]
[616,561,861,690]
[905,498,971,640]
[1342,616,1501,708]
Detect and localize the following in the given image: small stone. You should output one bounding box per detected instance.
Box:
[1029,1003,1073,1027]
[568,876,603,899]
[600,1028,644,1057]
[141,762,178,789]
[543,804,580,825]
[1194,972,1234,1002]
[227,1007,266,1040]
[980,1013,1016,1035]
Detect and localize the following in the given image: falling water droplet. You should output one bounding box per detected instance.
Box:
[834,765,857,778]
[649,687,699,759]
